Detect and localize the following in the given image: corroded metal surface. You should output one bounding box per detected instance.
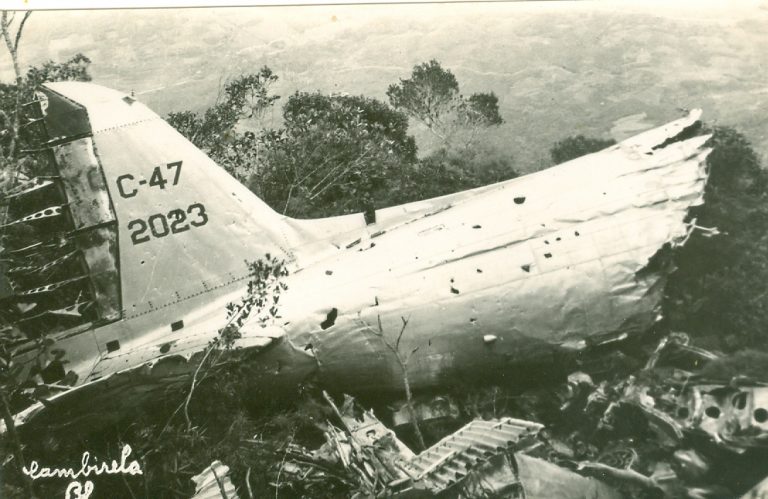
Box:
[51,137,114,229]
[76,227,121,321]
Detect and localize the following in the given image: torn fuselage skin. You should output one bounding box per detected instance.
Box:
[281,118,711,394]
[3,83,712,430]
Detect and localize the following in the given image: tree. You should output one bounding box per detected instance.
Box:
[664,126,768,352]
[25,53,92,87]
[392,145,519,205]
[166,67,279,180]
[549,135,616,164]
[166,68,513,219]
[387,59,503,149]
[386,59,460,142]
[464,92,503,126]
[366,315,426,451]
[0,11,31,160]
[1,12,96,497]
[166,66,514,219]
[251,91,417,218]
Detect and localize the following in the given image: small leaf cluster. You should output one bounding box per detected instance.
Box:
[219,254,289,348]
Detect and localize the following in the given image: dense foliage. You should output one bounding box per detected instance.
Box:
[169,62,516,218]
[664,126,768,352]
[549,134,616,164]
[251,91,418,217]
[166,68,279,146]
[0,12,96,497]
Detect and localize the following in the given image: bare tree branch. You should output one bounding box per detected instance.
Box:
[14,11,31,52]
[395,316,410,353]
[365,314,425,450]
[1,9,28,159]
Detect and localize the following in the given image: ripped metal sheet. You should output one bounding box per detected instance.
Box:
[674,384,768,449]
[9,324,315,432]
[190,461,239,499]
[2,176,56,200]
[402,417,620,498]
[337,394,416,460]
[515,454,623,499]
[47,301,90,318]
[742,475,768,499]
[0,205,64,228]
[391,395,460,429]
[18,275,87,295]
[8,249,78,275]
[283,115,711,393]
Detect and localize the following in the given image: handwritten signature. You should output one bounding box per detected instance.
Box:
[22,444,143,499]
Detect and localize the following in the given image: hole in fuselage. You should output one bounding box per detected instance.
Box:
[40,360,66,383]
[320,308,338,330]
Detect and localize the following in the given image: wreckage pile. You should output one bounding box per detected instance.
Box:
[206,333,768,498]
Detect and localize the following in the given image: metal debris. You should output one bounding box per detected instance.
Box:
[742,475,768,499]
[190,461,239,499]
[391,395,460,430]
[279,394,623,498]
[278,336,768,498]
[405,417,544,493]
[675,382,768,450]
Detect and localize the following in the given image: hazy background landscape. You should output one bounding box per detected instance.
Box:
[6,1,768,171]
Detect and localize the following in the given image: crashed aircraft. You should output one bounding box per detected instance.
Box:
[0,82,712,428]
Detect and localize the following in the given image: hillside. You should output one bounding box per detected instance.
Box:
[9,2,768,171]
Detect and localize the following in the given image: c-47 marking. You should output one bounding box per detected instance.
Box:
[116,161,183,199]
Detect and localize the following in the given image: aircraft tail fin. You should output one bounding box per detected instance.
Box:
[16,82,300,324]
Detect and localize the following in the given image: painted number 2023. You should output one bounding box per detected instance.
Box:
[128,203,208,245]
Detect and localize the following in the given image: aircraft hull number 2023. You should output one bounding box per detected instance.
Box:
[115,161,211,245]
